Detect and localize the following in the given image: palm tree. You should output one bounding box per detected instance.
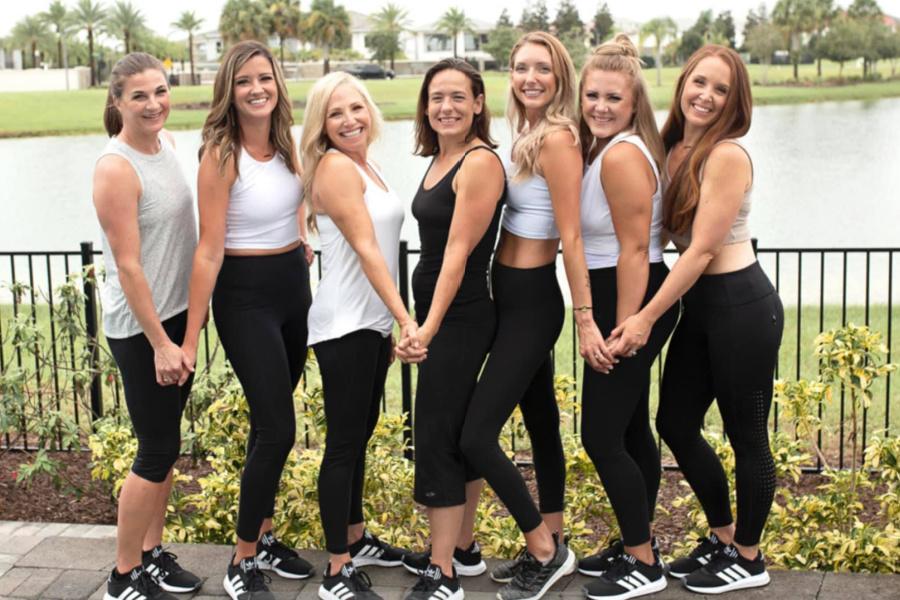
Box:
[265,0,302,69]
[106,0,146,54]
[71,0,105,86]
[810,0,836,77]
[305,0,350,75]
[639,17,678,87]
[372,3,409,71]
[220,0,270,44]
[172,11,204,85]
[773,0,815,80]
[12,16,51,69]
[40,0,69,68]
[436,7,473,59]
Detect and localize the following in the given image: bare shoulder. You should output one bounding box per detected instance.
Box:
[161,129,176,149]
[542,128,578,151]
[316,152,363,197]
[602,141,647,170]
[94,154,138,188]
[706,141,751,173]
[199,144,237,183]
[460,147,503,179]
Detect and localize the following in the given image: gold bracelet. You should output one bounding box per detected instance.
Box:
[573,305,592,312]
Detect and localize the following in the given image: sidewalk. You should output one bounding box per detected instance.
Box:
[0,521,896,600]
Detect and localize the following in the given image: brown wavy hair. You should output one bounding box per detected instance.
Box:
[661,44,752,235]
[199,41,297,176]
[104,53,167,137]
[414,58,497,156]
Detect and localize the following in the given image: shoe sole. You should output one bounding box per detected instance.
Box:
[585,576,667,600]
[496,548,576,600]
[403,560,486,577]
[352,556,404,567]
[159,580,202,593]
[577,568,606,577]
[258,560,314,580]
[683,571,770,595]
[667,569,690,580]
[490,573,513,584]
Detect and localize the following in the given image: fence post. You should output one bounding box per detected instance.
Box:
[751,237,758,256]
[80,241,103,423]
[398,240,414,460]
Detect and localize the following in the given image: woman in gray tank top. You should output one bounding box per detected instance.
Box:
[92,53,201,600]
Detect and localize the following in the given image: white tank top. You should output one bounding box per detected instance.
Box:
[308,153,404,345]
[500,155,559,240]
[224,148,302,250]
[581,132,664,269]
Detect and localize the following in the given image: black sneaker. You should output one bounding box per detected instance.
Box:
[402,542,487,577]
[349,529,408,567]
[667,533,726,579]
[256,530,314,579]
[490,547,527,583]
[583,553,667,599]
[404,564,463,600]
[497,536,575,600]
[319,562,383,600]
[223,556,274,600]
[104,565,176,600]
[682,544,769,594]
[142,545,202,593]
[579,538,664,578]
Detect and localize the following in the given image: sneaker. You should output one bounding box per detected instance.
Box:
[319,562,383,600]
[579,538,664,578]
[223,556,274,600]
[583,553,667,599]
[490,547,527,583]
[404,564,463,600]
[104,565,176,600]
[350,529,408,567]
[256,530,314,579]
[682,545,769,594]
[666,534,726,579]
[142,545,202,593]
[496,537,575,600]
[402,542,487,577]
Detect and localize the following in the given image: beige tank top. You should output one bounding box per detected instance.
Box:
[665,139,753,248]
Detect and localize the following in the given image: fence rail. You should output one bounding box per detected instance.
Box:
[1,242,897,470]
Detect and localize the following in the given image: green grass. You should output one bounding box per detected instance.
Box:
[1,61,899,137]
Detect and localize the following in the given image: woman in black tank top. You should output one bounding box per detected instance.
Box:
[397,59,506,600]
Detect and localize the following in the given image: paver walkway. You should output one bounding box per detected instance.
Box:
[0,521,896,600]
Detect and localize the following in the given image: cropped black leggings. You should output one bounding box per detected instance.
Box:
[657,262,783,547]
[314,329,391,554]
[461,262,566,534]
[108,311,193,483]
[580,262,678,547]
[212,248,312,543]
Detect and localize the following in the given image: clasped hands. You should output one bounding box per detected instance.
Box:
[155,339,194,387]
[393,320,429,364]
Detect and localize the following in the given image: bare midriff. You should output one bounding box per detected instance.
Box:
[495,229,560,268]
[674,238,757,275]
[224,239,303,257]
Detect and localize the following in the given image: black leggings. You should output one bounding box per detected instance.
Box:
[314,329,391,554]
[108,311,192,483]
[212,248,311,543]
[461,261,566,533]
[657,261,783,547]
[580,263,678,547]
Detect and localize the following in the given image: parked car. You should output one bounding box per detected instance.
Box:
[343,64,395,80]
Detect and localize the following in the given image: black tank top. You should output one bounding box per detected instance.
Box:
[411,146,506,317]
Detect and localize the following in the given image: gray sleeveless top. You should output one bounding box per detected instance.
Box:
[97,135,197,339]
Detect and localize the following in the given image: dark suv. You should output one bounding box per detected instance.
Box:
[343,64,395,80]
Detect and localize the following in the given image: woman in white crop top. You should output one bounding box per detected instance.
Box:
[299,72,424,593]
[611,45,783,595]
[181,42,316,595]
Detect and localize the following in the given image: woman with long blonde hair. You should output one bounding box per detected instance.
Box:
[182,41,315,600]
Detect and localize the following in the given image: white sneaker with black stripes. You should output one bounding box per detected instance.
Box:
[583,553,667,600]
[349,529,408,567]
[682,544,769,594]
[404,564,463,600]
[319,562,383,600]
[104,565,177,600]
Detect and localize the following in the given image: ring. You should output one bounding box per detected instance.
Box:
[629,350,637,357]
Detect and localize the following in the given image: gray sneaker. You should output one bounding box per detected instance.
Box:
[490,548,527,583]
[496,540,575,600]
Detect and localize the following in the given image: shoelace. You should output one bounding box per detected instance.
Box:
[155,549,182,576]
[267,537,300,559]
[702,548,737,574]
[133,569,164,595]
[348,568,374,592]
[411,569,441,592]
[689,536,717,558]
[600,555,635,583]
[511,553,544,588]
[595,539,624,562]
[243,563,272,592]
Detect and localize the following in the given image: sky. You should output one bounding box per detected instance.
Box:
[3,0,900,39]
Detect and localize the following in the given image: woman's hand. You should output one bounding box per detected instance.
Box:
[179,342,197,386]
[395,320,428,363]
[608,312,654,358]
[300,237,315,266]
[577,315,616,373]
[155,339,186,386]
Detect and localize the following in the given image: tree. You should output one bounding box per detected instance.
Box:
[520,1,550,32]
[12,16,50,69]
[368,3,409,71]
[808,0,836,76]
[847,0,883,19]
[640,17,677,86]
[106,0,146,54]
[591,2,615,46]
[680,10,714,60]
[713,10,736,48]
[71,0,105,86]
[40,1,69,68]
[265,0,302,69]
[305,0,351,75]
[817,16,862,76]
[745,20,784,82]
[885,30,900,77]
[554,0,583,38]
[484,23,520,65]
[497,8,514,28]
[220,0,270,44]
[172,10,204,85]
[741,3,768,50]
[773,0,815,80]
[436,7,473,59]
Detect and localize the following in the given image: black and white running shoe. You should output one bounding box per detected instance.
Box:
[256,530,314,579]
[682,545,769,594]
[402,542,487,576]
[224,556,274,600]
[583,553,667,600]
[496,536,575,600]
[142,545,202,593]
[489,548,527,583]
[666,534,726,579]
[404,564,463,600]
[104,565,176,600]
[319,562,383,600]
[350,529,408,567]
[579,538,664,578]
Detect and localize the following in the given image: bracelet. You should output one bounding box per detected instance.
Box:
[573,305,592,312]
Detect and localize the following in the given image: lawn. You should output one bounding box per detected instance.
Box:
[1,61,898,137]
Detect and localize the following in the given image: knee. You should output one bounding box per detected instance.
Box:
[256,421,297,459]
[132,436,180,483]
[459,428,491,462]
[655,412,686,450]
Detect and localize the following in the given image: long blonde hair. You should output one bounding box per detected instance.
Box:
[300,72,383,231]
[506,32,579,181]
[578,34,664,170]
[199,41,297,177]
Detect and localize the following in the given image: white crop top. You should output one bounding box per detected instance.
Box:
[500,156,559,240]
[307,153,404,346]
[224,149,302,250]
[581,132,664,269]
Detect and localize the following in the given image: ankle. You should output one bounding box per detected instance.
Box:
[733,542,759,562]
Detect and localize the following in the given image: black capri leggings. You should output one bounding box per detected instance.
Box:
[314,329,392,554]
[460,261,566,534]
[580,262,678,547]
[657,261,783,547]
[108,311,193,483]
[413,298,495,507]
[212,247,312,543]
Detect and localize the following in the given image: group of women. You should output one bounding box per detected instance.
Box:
[93,29,783,600]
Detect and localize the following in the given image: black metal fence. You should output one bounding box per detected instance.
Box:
[1,242,897,469]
